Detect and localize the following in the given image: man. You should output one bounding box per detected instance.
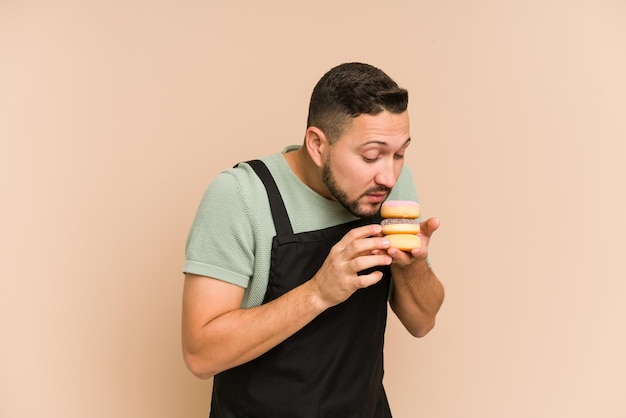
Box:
[182,62,445,417]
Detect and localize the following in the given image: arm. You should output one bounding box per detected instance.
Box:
[182,224,392,379]
[182,273,326,379]
[387,217,445,337]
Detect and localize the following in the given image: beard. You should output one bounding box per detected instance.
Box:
[321,154,391,218]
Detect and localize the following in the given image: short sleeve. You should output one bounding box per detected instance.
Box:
[183,171,256,288]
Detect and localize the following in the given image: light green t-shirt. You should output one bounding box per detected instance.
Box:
[183,146,419,308]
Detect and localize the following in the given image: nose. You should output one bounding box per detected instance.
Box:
[375,160,398,189]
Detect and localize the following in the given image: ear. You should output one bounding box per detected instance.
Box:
[304,126,329,168]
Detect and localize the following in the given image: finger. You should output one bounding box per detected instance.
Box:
[351,253,392,274]
[420,217,440,237]
[338,226,388,255]
[410,246,428,261]
[355,269,385,289]
[387,246,411,260]
[351,236,391,256]
[345,223,383,240]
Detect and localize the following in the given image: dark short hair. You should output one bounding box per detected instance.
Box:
[306,62,408,142]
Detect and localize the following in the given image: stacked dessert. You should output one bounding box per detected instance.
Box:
[380,200,421,251]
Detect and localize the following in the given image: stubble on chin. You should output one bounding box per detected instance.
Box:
[350,196,385,218]
[322,156,388,218]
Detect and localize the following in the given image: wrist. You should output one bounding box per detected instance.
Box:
[302,279,333,313]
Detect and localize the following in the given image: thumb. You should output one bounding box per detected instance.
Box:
[421,217,440,237]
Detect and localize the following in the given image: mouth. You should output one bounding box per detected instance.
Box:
[363,191,389,203]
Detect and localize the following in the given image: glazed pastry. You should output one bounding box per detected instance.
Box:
[380,200,421,251]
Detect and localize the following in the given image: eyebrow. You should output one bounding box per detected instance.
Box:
[361,138,412,148]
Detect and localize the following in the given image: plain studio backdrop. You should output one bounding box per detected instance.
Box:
[1,1,625,417]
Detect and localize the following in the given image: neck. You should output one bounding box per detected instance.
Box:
[284,146,331,199]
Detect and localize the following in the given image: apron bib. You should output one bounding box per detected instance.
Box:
[210,160,392,418]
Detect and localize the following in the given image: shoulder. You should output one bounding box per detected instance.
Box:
[203,158,272,210]
[188,159,273,241]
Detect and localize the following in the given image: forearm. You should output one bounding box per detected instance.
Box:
[183,224,392,378]
[183,279,327,379]
[389,259,445,337]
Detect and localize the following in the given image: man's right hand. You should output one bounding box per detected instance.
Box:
[182,224,391,379]
[309,223,392,310]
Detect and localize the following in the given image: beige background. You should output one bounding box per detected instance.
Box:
[2,1,625,417]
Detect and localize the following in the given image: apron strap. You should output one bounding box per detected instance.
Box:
[244,159,294,236]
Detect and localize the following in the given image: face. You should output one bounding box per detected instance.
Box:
[320,111,411,217]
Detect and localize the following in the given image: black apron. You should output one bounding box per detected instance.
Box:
[210,160,393,418]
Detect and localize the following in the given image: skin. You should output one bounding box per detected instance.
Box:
[182,110,445,379]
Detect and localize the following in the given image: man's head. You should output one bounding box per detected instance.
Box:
[307,62,408,143]
[302,63,411,218]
